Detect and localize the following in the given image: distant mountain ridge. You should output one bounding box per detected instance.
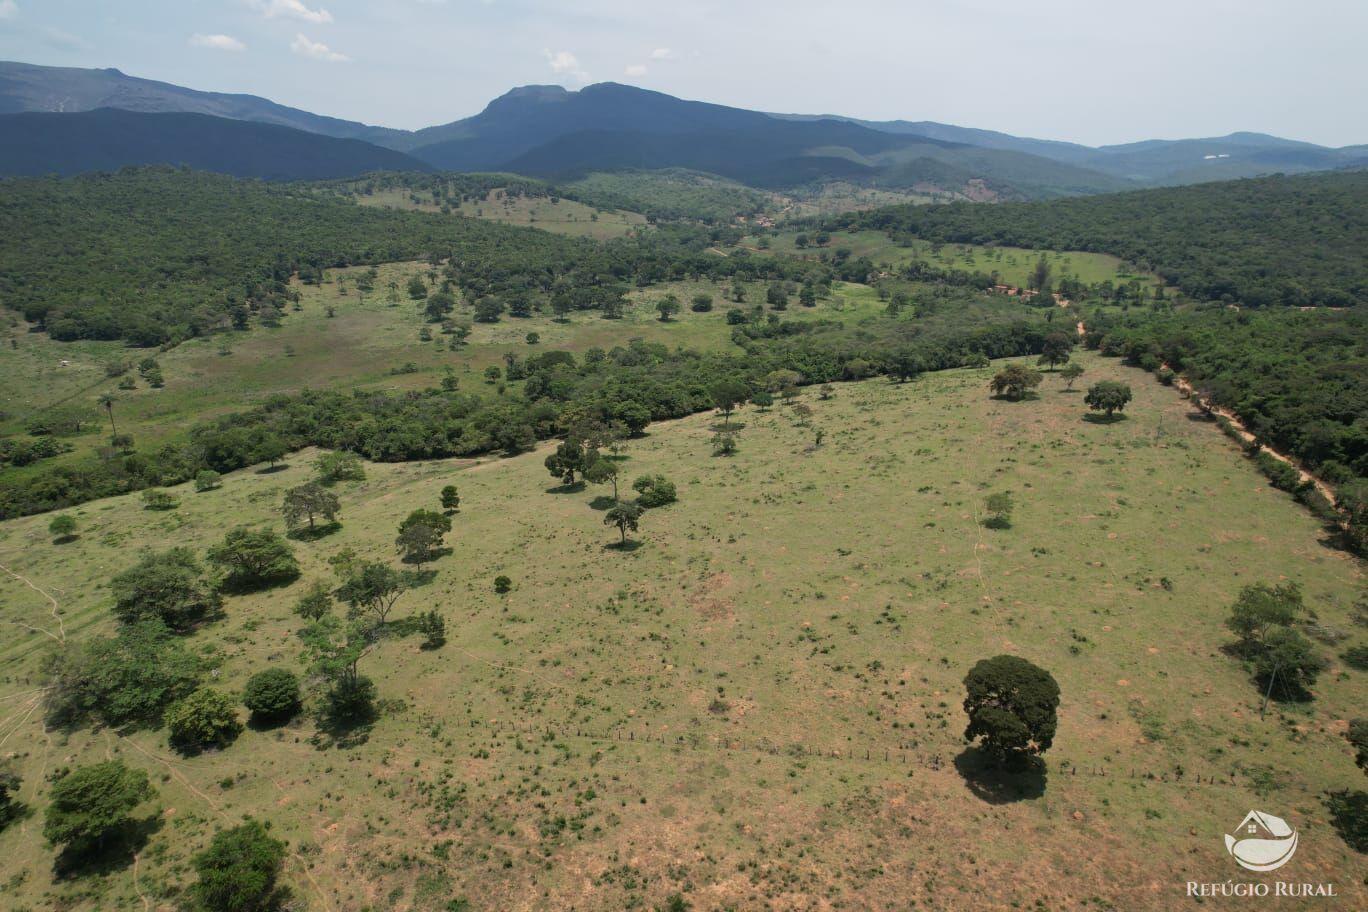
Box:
[0,109,431,180]
[1,60,1363,192]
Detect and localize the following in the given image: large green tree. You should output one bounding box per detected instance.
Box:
[242,668,302,724]
[962,655,1060,766]
[282,482,341,532]
[192,820,288,912]
[395,509,452,567]
[110,548,222,631]
[207,528,300,590]
[165,688,243,753]
[989,364,1042,400]
[44,761,155,854]
[1084,381,1133,417]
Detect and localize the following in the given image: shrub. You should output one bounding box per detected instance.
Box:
[242,669,301,723]
[166,688,242,752]
[494,575,512,594]
[633,475,678,508]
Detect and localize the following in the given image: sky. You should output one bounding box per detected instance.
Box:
[1,0,1365,147]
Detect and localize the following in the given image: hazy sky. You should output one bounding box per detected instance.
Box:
[1,0,1364,146]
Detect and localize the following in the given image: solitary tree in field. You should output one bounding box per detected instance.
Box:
[1084,381,1132,418]
[112,548,222,630]
[192,820,287,912]
[395,509,451,567]
[1037,333,1074,370]
[710,380,750,428]
[655,294,681,322]
[989,363,1042,400]
[584,456,621,501]
[49,514,77,543]
[887,349,924,383]
[44,761,155,856]
[1060,362,1085,389]
[984,492,1014,528]
[440,484,460,513]
[165,688,242,753]
[337,561,407,625]
[206,528,299,590]
[282,482,341,532]
[604,501,643,546]
[545,439,591,485]
[242,668,302,724]
[294,579,334,620]
[963,655,1060,767]
[99,394,118,438]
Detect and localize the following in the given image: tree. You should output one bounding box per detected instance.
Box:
[49,513,77,543]
[963,655,1060,766]
[112,548,222,631]
[494,575,512,594]
[0,766,22,829]
[242,668,302,724]
[42,620,203,728]
[710,380,750,428]
[195,469,222,492]
[544,439,591,485]
[1347,719,1368,774]
[887,349,924,383]
[314,451,365,485]
[691,294,713,312]
[984,492,1014,528]
[633,475,677,508]
[253,435,289,469]
[1037,333,1074,370]
[1084,381,1132,417]
[396,509,451,567]
[419,610,446,649]
[1030,253,1052,292]
[1060,362,1085,389]
[474,296,505,323]
[989,364,1042,400]
[584,457,621,500]
[712,432,738,457]
[337,561,406,625]
[766,282,788,310]
[99,393,118,438]
[192,820,287,912]
[44,761,155,854]
[301,615,376,722]
[604,501,643,546]
[1226,582,1304,647]
[1254,627,1326,699]
[207,528,300,590]
[294,579,334,620]
[440,484,461,513]
[165,688,242,753]
[142,488,180,510]
[282,482,341,532]
[406,274,427,299]
[655,294,681,321]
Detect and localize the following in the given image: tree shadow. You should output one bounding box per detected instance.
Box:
[218,569,301,596]
[247,710,302,733]
[545,481,587,495]
[982,516,1012,530]
[1082,413,1128,424]
[53,814,163,881]
[255,464,289,475]
[312,704,376,751]
[401,547,452,567]
[287,522,342,542]
[989,392,1040,403]
[52,534,80,545]
[953,747,1047,804]
[588,495,618,511]
[400,568,438,588]
[709,421,747,433]
[383,615,425,638]
[604,540,644,553]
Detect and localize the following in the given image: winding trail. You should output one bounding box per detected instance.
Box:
[0,560,67,642]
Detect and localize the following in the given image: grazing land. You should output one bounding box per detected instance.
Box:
[1,354,1363,910]
[356,186,649,239]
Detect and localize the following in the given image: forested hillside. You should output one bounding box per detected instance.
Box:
[833,170,1368,306]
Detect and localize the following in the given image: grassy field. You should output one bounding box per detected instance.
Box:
[356,188,647,239]
[745,229,1153,290]
[1,354,1363,910]
[0,264,879,474]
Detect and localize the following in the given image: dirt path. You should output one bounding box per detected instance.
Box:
[0,560,67,642]
[1168,370,1340,509]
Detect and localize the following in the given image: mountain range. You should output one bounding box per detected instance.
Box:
[2,61,1365,195]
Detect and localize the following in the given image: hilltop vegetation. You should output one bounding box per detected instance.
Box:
[834,170,1368,306]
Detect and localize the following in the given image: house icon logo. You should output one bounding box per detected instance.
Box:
[1225,810,1298,872]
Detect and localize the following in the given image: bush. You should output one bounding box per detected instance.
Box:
[494,575,512,594]
[194,469,222,492]
[633,475,678,508]
[111,548,222,630]
[166,688,242,752]
[1342,645,1368,671]
[141,488,180,510]
[242,669,301,723]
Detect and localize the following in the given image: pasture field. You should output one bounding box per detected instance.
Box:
[355,188,647,239]
[745,229,1153,289]
[0,354,1363,910]
[0,265,879,475]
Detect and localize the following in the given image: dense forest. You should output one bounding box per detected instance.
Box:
[0,169,839,346]
[831,171,1368,307]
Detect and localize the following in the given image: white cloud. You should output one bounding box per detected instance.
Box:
[650,47,674,60]
[190,33,247,52]
[249,0,333,24]
[0,1,18,21]
[624,64,648,77]
[291,33,348,62]
[543,48,590,85]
